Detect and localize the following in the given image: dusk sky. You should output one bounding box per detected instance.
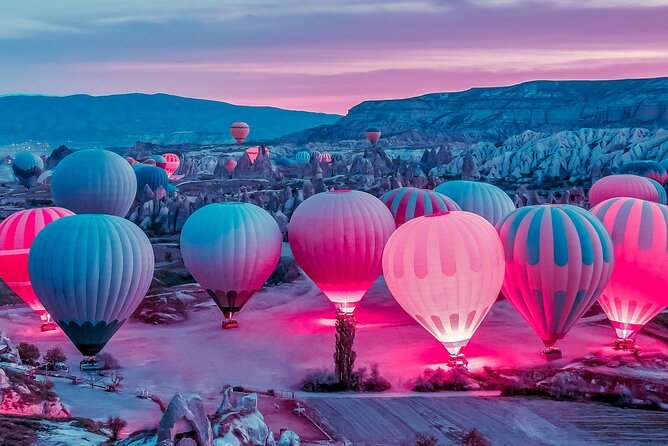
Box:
[2,0,668,114]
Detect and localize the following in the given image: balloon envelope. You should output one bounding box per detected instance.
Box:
[51,149,137,216]
[230,122,250,144]
[295,151,311,165]
[224,159,237,173]
[28,214,154,356]
[289,190,395,313]
[12,152,44,189]
[591,197,668,340]
[134,164,176,199]
[619,160,667,185]
[162,153,180,178]
[380,187,461,227]
[365,126,381,143]
[434,180,515,227]
[0,207,74,316]
[497,205,614,348]
[382,211,505,357]
[181,203,282,321]
[149,154,167,170]
[589,175,666,207]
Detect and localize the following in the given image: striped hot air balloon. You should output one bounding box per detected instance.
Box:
[591,197,668,349]
[134,164,177,199]
[380,187,461,227]
[230,122,250,144]
[620,160,668,186]
[365,126,381,144]
[319,152,333,164]
[589,175,666,207]
[497,205,615,357]
[434,180,515,227]
[0,207,74,330]
[148,154,167,170]
[289,190,395,313]
[181,203,282,328]
[295,151,311,165]
[162,153,180,178]
[12,152,44,189]
[28,215,154,356]
[51,149,137,217]
[383,211,505,366]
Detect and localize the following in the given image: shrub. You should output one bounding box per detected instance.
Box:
[415,432,438,446]
[362,363,391,392]
[106,417,127,440]
[44,347,66,365]
[413,367,469,392]
[455,429,491,446]
[95,352,120,370]
[301,369,345,392]
[17,342,40,365]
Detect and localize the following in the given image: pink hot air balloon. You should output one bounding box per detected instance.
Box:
[497,205,615,358]
[383,211,505,366]
[162,153,180,178]
[381,187,461,227]
[365,126,381,144]
[125,156,138,165]
[289,190,395,313]
[591,197,668,350]
[589,175,666,207]
[231,122,250,144]
[0,207,74,330]
[224,158,237,174]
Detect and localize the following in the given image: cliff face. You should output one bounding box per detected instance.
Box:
[284,77,668,144]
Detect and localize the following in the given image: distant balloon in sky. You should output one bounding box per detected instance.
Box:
[51,149,137,217]
[619,160,668,185]
[380,187,461,227]
[0,207,74,330]
[365,126,381,144]
[181,203,282,328]
[588,175,666,207]
[434,180,515,227]
[149,154,167,170]
[12,152,44,189]
[289,190,395,313]
[134,164,176,199]
[497,205,614,356]
[162,153,180,178]
[383,211,505,366]
[224,158,237,174]
[28,214,154,356]
[295,151,311,165]
[230,122,250,144]
[591,197,668,349]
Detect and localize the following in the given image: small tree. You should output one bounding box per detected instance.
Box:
[415,432,438,446]
[456,429,491,446]
[44,347,66,366]
[334,311,357,388]
[106,371,124,392]
[17,342,40,365]
[106,416,127,440]
[95,352,120,371]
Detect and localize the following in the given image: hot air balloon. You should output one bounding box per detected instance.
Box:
[295,151,311,165]
[289,190,395,313]
[591,197,668,350]
[620,160,667,185]
[310,151,322,162]
[497,205,614,358]
[181,203,282,328]
[589,175,666,207]
[0,207,74,331]
[365,126,381,144]
[434,180,515,227]
[28,214,154,358]
[51,149,137,217]
[380,187,461,227]
[37,170,53,186]
[134,164,177,200]
[318,152,333,164]
[141,158,157,166]
[230,122,250,144]
[224,158,237,174]
[244,146,269,165]
[383,211,505,366]
[162,153,180,178]
[125,156,138,165]
[149,154,167,170]
[12,152,44,189]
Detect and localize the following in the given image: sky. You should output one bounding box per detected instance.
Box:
[1,0,668,114]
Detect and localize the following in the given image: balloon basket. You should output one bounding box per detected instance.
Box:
[222,319,239,330]
[447,353,468,368]
[614,338,637,352]
[541,347,562,361]
[80,357,102,372]
[40,321,57,332]
[334,302,357,315]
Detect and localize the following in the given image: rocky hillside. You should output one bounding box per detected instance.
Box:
[284,77,668,144]
[0,93,340,148]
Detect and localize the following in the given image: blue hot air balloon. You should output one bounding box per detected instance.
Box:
[180,203,282,328]
[434,180,515,226]
[51,149,136,216]
[295,151,311,165]
[619,160,667,185]
[28,214,154,357]
[12,152,44,189]
[134,164,177,199]
[497,205,614,356]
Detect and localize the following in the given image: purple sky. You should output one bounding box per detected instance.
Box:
[2,0,668,114]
